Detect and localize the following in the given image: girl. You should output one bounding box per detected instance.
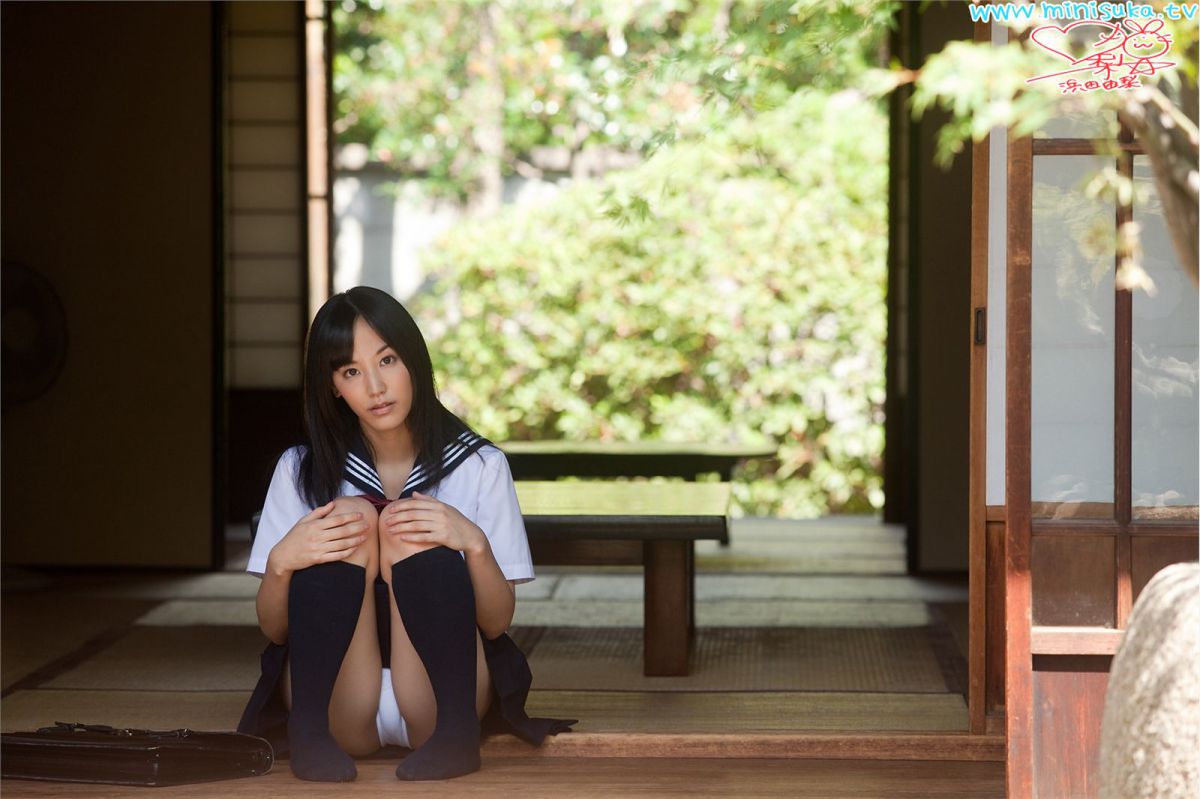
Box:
[237,286,573,782]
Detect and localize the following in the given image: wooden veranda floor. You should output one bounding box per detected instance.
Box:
[1,516,1004,796]
[1,758,1004,798]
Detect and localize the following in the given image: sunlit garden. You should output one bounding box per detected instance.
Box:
[332,0,896,517]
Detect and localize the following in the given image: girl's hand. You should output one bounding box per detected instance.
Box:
[267,501,369,575]
[381,491,487,555]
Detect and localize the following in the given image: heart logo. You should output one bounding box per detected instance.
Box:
[1030,20,1123,63]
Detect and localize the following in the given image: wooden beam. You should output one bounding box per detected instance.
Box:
[968,14,991,737]
[1115,138,1134,630]
[1030,627,1123,655]
[1005,123,1035,799]
[481,731,1007,761]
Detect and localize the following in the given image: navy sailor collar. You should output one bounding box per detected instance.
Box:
[343,428,490,502]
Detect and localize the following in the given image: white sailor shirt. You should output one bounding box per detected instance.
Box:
[246,438,535,584]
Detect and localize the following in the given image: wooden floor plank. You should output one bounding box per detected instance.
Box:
[0,757,1005,798]
[486,732,1005,761]
[2,514,989,791]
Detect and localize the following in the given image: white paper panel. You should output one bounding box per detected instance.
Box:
[1131,156,1199,516]
[1030,155,1116,510]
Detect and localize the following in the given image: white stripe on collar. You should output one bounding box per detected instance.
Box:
[399,430,478,492]
[345,455,385,494]
[345,429,484,498]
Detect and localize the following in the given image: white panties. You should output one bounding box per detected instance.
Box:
[374,667,411,749]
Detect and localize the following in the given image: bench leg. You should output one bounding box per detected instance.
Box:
[687,541,695,638]
[644,539,693,676]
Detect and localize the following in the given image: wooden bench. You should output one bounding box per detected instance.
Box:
[501,439,776,482]
[501,440,770,549]
[515,480,731,677]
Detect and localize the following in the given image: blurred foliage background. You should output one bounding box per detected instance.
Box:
[332,0,1196,516]
[333,0,897,517]
[417,91,888,517]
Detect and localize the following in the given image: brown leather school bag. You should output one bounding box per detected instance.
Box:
[0,722,274,786]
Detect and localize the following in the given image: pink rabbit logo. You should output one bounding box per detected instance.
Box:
[1119,18,1173,75]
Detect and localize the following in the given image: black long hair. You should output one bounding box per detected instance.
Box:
[295,286,480,506]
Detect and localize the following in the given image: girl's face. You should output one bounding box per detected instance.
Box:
[331,316,414,438]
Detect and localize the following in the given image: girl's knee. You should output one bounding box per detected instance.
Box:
[377,530,440,579]
[329,496,380,574]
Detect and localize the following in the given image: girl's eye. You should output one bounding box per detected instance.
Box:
[341,368,358,379]
[381,355,396,366]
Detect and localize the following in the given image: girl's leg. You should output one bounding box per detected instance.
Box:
[379,535,494,745]
[281,496,384,761]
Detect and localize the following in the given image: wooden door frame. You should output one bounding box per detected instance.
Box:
[1004,127,1034,797]
[964,17,1035,795]
[967,21,991,741]
[960,16,1037,795]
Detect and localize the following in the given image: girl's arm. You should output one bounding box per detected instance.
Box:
[256,560,291,645]
[463,535,517,639]
[255,501,368,645]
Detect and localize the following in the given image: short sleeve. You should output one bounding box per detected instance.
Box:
[474,448,535,584]
[246,447,313,577]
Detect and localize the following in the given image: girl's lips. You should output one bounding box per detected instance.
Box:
[369,402,394,415]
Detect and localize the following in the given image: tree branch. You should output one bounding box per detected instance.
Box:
[1118,84,1200,287]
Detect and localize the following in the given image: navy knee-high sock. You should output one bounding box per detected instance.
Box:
[286,560,365,782]
[390,547,481,781]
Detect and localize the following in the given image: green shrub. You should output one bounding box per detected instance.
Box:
[414,88,887,517]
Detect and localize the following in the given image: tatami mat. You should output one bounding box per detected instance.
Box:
[694,537,906,574]
[24,620,963,697]
[695,554,906,574]
[524,690,967,732]
[525,627,956,693]
[553,574,967,602]
[0,688,966,737]
[932,602,971,659]
[2,515,972,746]
[0,689,250,733]
[136,600,260,626]
[72,573,260,601]
[43,627,265,692]
[515,599,938,628]
[2,595,159,692]
[138,597,939,629]
[694,516,906,573]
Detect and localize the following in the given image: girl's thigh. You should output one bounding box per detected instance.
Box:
[280,592,384,756]
[380,564,493,748]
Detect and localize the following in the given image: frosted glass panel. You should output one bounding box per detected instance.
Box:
[1031,156,1116,517]
[986,125,1007,506]
[1038,108,1118,140]
[1131,156,1199,519]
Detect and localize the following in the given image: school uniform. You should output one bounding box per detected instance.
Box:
[237,429,573,754]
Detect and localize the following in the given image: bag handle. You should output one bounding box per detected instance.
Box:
[37,722,195,739]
